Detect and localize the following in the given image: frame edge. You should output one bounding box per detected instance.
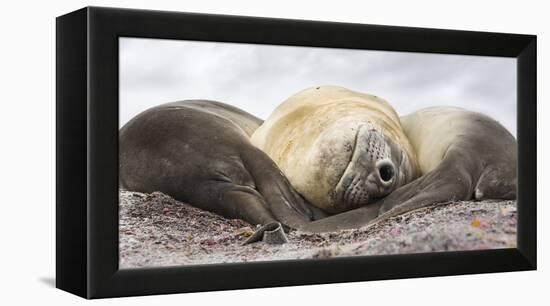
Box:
[56,7,90,298]
[78,6,538,298]
[516,36,537,269]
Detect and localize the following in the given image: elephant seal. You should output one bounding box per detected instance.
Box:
[377,106,517,214]
[300,106,517,232]
[119,100,325,230]
[251,85,420,214]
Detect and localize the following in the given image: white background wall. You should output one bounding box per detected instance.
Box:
[0,0,546,305]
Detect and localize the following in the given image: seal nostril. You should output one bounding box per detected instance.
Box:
[379,163,395,182]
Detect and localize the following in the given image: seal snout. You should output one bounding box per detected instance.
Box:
[332,125,398,212]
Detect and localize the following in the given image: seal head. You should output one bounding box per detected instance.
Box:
[251,86,419,214]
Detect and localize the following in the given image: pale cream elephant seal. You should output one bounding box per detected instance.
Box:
[376,106,517,215]
[251,85,420,214]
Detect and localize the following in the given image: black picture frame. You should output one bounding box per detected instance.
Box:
[56,6,537,299]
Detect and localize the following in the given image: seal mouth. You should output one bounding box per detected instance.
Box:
[334,125,364,206]
[342,175,370,209]
[340,161,395,209]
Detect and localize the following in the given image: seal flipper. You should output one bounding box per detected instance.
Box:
[243,222,289,245]
[376,183,468,223]
[377,153,474,217]
[241,147,327,229]
[297,201,381,233]
[474,167,517,200]
[195,182,280,226]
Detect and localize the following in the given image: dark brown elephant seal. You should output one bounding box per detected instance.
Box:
[299,107,517,232]
[119,100,326,231]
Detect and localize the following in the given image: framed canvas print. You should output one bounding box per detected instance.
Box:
[56,6,537,299]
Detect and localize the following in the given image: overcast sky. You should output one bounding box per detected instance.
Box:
[120,37,517,136]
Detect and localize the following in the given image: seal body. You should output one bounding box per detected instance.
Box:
[300,106,517,232]
[377,106,517,215]
[120,100,324,228]
[251,86,419,214]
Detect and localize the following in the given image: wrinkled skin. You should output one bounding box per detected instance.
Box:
[332,124,414,213]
